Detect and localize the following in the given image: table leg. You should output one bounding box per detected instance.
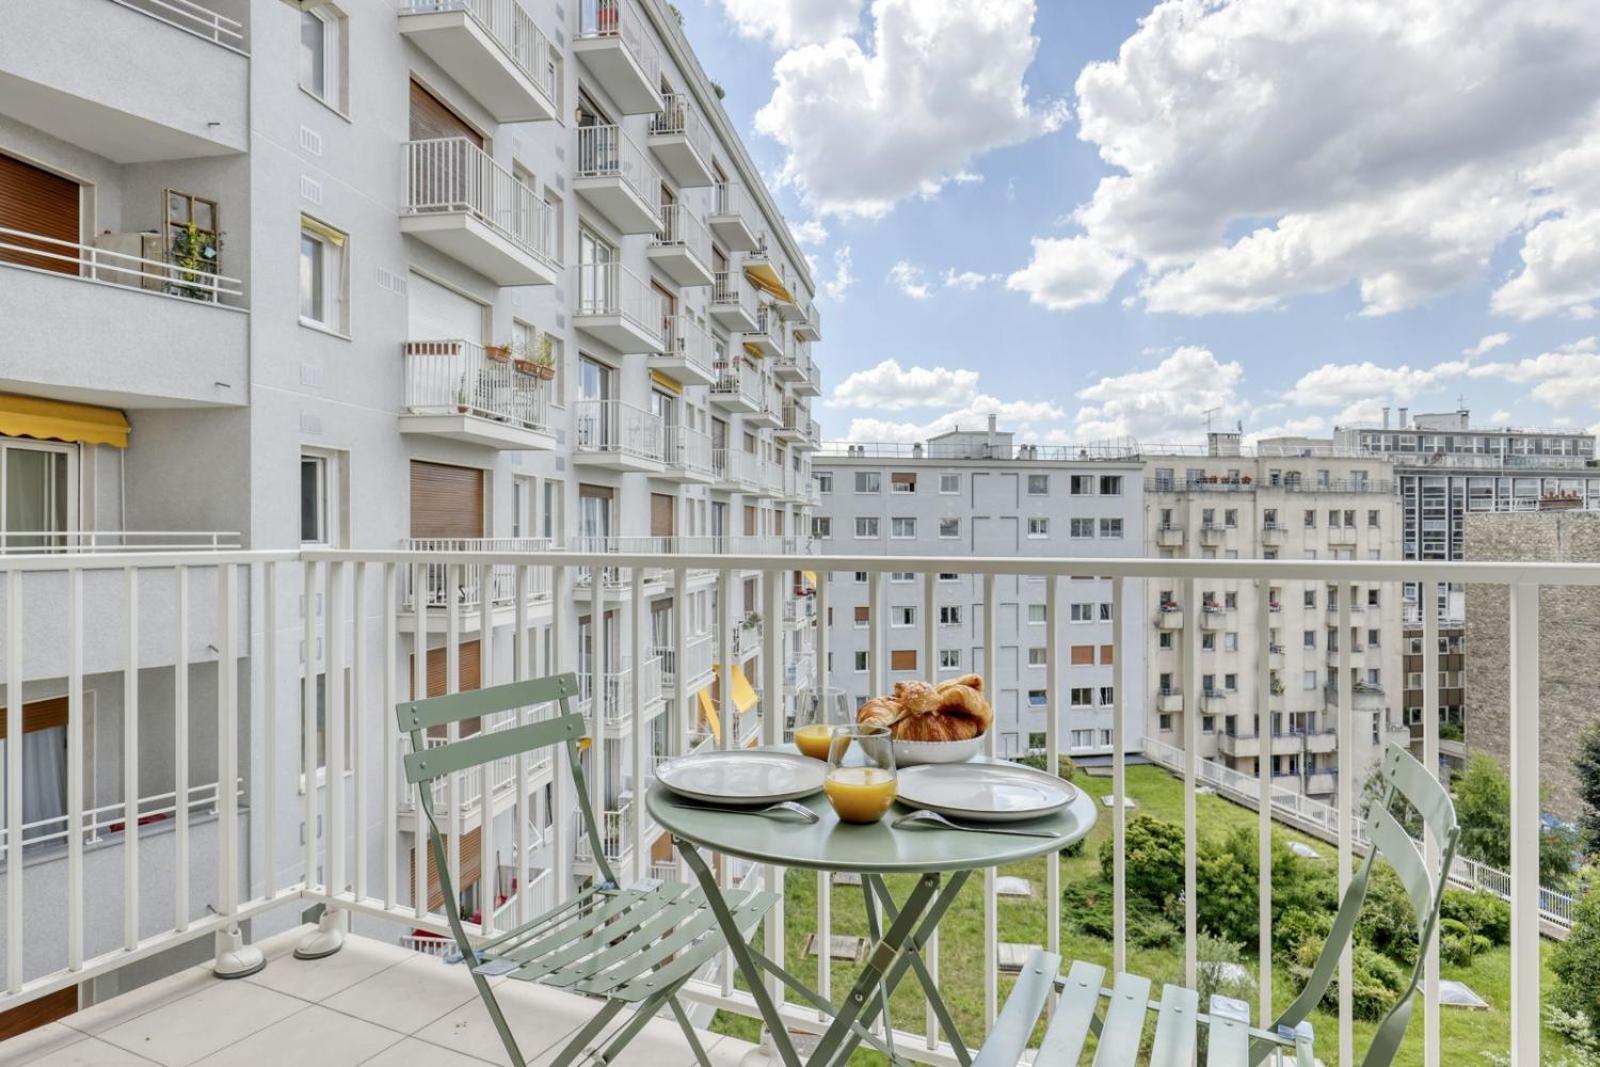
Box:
[858,879,897,1063]
[864,873,972,1066]
[676,839,803,1067]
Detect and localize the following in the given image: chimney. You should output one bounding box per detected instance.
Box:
[1397,407,1408,429]
[1382,406,1391,430]
[986,414,997,458]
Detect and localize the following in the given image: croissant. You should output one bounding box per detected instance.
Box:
[856,676,993,742]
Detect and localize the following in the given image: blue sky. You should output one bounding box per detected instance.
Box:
[676,0,1600,446]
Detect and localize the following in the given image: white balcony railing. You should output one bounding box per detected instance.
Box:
[574,262,664,341]
[573,399,665,463]
[401,537,555,611]
[402,340,552,432]
[116,0,244,47]
[710,360,762,408]
[574,124,661,214]
[711,180,747,221]
[659,314,716,380]
[652,203,712,267]
[665,423,717,479]
[650,93,713,164]
[0,224,244,305]
[399,0,558,104]
[575,0,661,88]
[401,138,559,269]
[400,712,556,818]
[0,531,239,554]
[0,547,1585,1066]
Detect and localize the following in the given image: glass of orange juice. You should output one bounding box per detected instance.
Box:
[823,725,897,824]
[793,687,851,760]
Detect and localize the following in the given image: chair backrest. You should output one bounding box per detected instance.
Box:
[396,672,618,931]
[1266,743,1459,1067]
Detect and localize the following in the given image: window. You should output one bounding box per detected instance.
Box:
[300,669,353,785]
[891,472,917,493]
[939,605,962,625]
[939,649,961,668]
[890,517,916,539]
[1303,509,1316,528]
[853,606,869,628]
[817,472,833,494]
[299,217,348,332]
[939,473,960,494]
[300,453,336,545]
[939,573,959,582]
[1159,713,1173,732]
[854,517,879,538]
[812,517,832,539]
[1026,604,1046,624]
[1224,508,1238,528]
[1303,629,1316,649]
[854,471,881,493]
[1099,475,1123,495]
[1303,671,1318,690]
[1070,687,1093,707]
[1070,475,1092,495]
[892,606,915,627]
[1028,647,1047,667]
[1099,686,1115,706]
[853,572,868,584]
[1303,588,1317,608]
[1368,509,1380,528]
[891,572,915,583]
[1028,474,1050,496]
[299,7,345,110]
[1099,518,1124,538]
[1027,517,1048,538]
[853,650,869,672]
[1070,518,1094,538]
[1028,689,1048,707]
[939,518,960,538]
[0,441,75,546]
[890,649,918,672]
[1069,603,1091,622]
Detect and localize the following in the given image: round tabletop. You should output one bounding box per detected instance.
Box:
[645,750,1098,874]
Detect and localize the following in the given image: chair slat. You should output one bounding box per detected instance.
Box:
[396,673,579,732]
[1149,983,1199,1067]
[1091,973,1152,1066]
[1206,996,1250,1066]
[539,887,713,987]
[474,885,674,974]
[971,949,1061,1067]
[1368,803,1434,924]
[403,715,582,784]
[1037,959,1106,1065]
[1383,744,1456,840]
[601,890,780,1004]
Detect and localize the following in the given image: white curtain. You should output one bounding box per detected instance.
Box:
[1,728,68,844]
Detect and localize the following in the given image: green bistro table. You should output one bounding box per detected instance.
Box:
[645,752,1097,1067]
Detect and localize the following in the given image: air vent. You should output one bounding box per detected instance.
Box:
[300,411,323,434]
[300,175,323,205]
[377,267,408,295]
[300,364,323,387]
[299,125,323,156]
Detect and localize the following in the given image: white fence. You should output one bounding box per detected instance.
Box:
[401,138,558,269]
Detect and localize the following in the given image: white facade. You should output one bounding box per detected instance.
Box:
[812,426,1147,759]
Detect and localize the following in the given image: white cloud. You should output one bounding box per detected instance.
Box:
[886,261,931,300]
[942,268,998,290]
[1007,235,1130,311]
[843,395,1065,443]
[1245,416,1329,445]
[831,359,977,410]
[719,0,862,48]
[1489,409,1512,423]
[755,0,1066,218]
[820,246,855,301]
[789,219,830,246]
[1012,0,1600,318]
[1469,337,1600,408]
[1285,360,1468,410]
[1464,332,1512,358]
[1072,347,1248,441]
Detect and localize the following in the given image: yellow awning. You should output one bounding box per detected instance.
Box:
[742,341,766,360]
[744,262,794,305]
[301,215,347,247]
[728,664,758,714]
[0,393,128,449]
[801,570,817,589]
[697,688,722,744]
[650,370,683,395]
[698,665,759,744]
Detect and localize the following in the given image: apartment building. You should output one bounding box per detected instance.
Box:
[0,0,817,1004]
[812,420,1147,759]
[1331,409,1599,760]
[1143,432,1408,798]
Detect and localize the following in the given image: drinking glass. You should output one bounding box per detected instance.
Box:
[823,725,897,824]
[793,686,852,760]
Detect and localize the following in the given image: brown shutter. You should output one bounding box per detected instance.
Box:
[0,695,68,740]
[1100,645,1115,665]
[0,153,80,274]
[853,606,869,625]
[410,825,482,912]
[410,461,484,539]
[650,493,674,538]
[409,81,482,146]
[890,649,917,672]
[410,639,483,736]
[1071,646,1094,666]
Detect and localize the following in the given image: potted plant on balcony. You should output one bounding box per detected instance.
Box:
[168,222,223,302]
[530,332,557,381]
[486,341,514,364]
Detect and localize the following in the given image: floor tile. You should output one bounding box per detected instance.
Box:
[323,954,484,1035]
[10,1036,160,1066]
[94,979,304,1066]
[0,1024,88,1066]
[63,968,214,1038]
[188,1005,399,1067]
[358,1038,496,1066]
[411,980,591,1066]
[246,936,413,1004]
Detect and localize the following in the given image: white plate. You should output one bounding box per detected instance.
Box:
[894,763,1076,823]
[656,751,828,806]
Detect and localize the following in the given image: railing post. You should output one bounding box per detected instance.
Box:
[5,570,22,992]
[1255,577,1272,1025]
[1422,580,1440,1066]
[382,562,398,912]
[123,568,140,952]
[298,561,348,960]
[66,567,84,972]
[760,565,786,1009]
[214,564,265,978]
[175,566,192,930]
[1182,575,1198,986]
[981,571,998,1027]
[1510,581,1541,1064]
[1111,575,1127,974]
[630,566,645,884]
[1337,587,1354,1062]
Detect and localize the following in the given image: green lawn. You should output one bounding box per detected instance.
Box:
[709,764,1570,1065]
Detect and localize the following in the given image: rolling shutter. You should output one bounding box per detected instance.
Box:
[650,493,674,538]
[410,461,484,539]
[407,273,485,344]
[410,825,482,912]
[0,154,80,275]
[410,81,482,146]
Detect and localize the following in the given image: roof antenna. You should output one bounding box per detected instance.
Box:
[1202,406,1220,433]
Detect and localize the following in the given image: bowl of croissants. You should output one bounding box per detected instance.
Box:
[856,674,993,766]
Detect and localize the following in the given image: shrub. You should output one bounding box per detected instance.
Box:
[1439,889,1511,946]
[1101,815,1184,916]
[1132,914,1180,950]
[1273,907,1332,964]
[1355,864,1420,968]
[1553,884,1600,1035]
[1290,941,1406,1021]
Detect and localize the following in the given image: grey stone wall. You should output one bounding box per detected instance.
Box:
[1463,511,1600,820]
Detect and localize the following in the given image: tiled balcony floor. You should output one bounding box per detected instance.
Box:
[0,927,757,1066]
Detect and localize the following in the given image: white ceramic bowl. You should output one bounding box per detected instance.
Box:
[891,735,984,767]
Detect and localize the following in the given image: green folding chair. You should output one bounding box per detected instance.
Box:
[398,673,778,1067]
[974,743,1459,1066]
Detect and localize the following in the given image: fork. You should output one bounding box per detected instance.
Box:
[691,799,819,823]
[891,808,1059,838]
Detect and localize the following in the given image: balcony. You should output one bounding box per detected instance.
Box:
[573,0,663,113]
[745,376,783,429]
[651,315,717,385]
[708,181,761,252]
[794,301,822,343]
[647,204,714,287]
[400,537,555,626]
[1199,605,1233,631]
[0,226,245,407]
[774,341,813,384]
[1155,605,1184,630]
[1156,525,1185,548]
[0,0,246,162]
[572,399,665,472]
[1199,524,1228,547]
[742,304,785,359]
[795,359,822,399]
[712,448,761,492]
[776,400,809,443]
[662,424,717,483]
[710,270,759,332]
[1199,689,1228,715]
[400,138,560,286]
[1329,526,1358,546]
[398,710,556,821]
[657,632,715,691]
[1157,688,1184,713]
[1263,523,1287,546]
[580,657,666,734]
[648,93,716,187]
[574,263,664,353]
[399,341,555,450]
[573,125,662,235]
[397,0,559,122]
[709,360,762,413]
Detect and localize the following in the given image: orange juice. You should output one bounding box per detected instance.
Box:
[824,766,897,824]
[795,724,834,761]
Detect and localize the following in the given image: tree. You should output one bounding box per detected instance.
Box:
[1101,815,1184,915]
[1453,751,1576,884]
[1554,880,1600,1038]
[1576,723,1600,849]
